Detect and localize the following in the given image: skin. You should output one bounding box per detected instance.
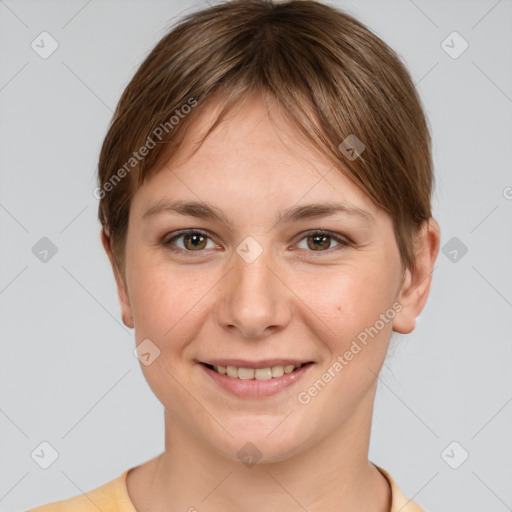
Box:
[102,92,440,512]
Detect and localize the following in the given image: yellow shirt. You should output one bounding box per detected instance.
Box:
[28,465,424,511]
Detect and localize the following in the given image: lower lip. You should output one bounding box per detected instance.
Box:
[200,363,314,399]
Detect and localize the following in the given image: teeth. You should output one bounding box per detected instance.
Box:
[271,366,284,378]
[226,365,238,378]
[211,363,303,380]
[255,368,272,380]
[238,367,255,380]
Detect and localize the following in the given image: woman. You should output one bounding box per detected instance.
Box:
[29,0,440,510]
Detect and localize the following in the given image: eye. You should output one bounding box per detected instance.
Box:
[162,229,350,256]
[163,230,218,253]
[295,230,350,253]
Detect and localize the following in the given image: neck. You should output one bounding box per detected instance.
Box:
[128,387,391,512]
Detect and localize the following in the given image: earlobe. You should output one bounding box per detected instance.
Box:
[100,228,135,329]
[392,219,440,334]
[392,268,416,334]
[117,278,134,329]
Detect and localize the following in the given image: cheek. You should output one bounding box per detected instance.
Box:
[291,262,401,388]
[299,262,398,334]
[129,265,209,338]
[292,262,399,410]
[125,259,213,410]
[125,247,241,377]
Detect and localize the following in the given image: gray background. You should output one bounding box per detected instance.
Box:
[1,0,511,511]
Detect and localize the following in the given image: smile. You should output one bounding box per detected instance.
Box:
[205,363,303,380]
[199,361,314,399]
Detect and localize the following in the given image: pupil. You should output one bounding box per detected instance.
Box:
[187,234,205,250]
[310,234,329,250]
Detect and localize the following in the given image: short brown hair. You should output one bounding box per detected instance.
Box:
[97,0,434,274]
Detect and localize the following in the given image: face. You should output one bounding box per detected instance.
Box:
[108,93,421,463]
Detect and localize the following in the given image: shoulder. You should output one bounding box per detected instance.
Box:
[27,469,136,512]
[375,465,425,512]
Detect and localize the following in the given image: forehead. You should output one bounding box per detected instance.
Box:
[131,93,381,223]
[164,92,324,171]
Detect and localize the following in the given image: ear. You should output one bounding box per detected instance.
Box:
[392,218,440,334]
[100,228,134,329]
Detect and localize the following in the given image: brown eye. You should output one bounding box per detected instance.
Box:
[307,233,331,251]
[182,233,207,251]
[296,230,350,253]
[164,230,216,253]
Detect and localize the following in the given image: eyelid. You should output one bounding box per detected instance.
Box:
[292,229,351,253]
[163,229,218,252]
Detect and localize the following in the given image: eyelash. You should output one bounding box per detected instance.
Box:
[162,229,351,256]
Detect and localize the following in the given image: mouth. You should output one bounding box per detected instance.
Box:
[202,362,309,380]
[198,360,314,399]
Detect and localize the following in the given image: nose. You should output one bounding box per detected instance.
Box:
[215,243,293,339]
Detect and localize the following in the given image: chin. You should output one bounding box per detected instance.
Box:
[206,419,317,466]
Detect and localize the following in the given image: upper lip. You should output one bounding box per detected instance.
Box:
[200,359,313,369]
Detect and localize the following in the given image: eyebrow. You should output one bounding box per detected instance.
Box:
[142,200,374,226]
